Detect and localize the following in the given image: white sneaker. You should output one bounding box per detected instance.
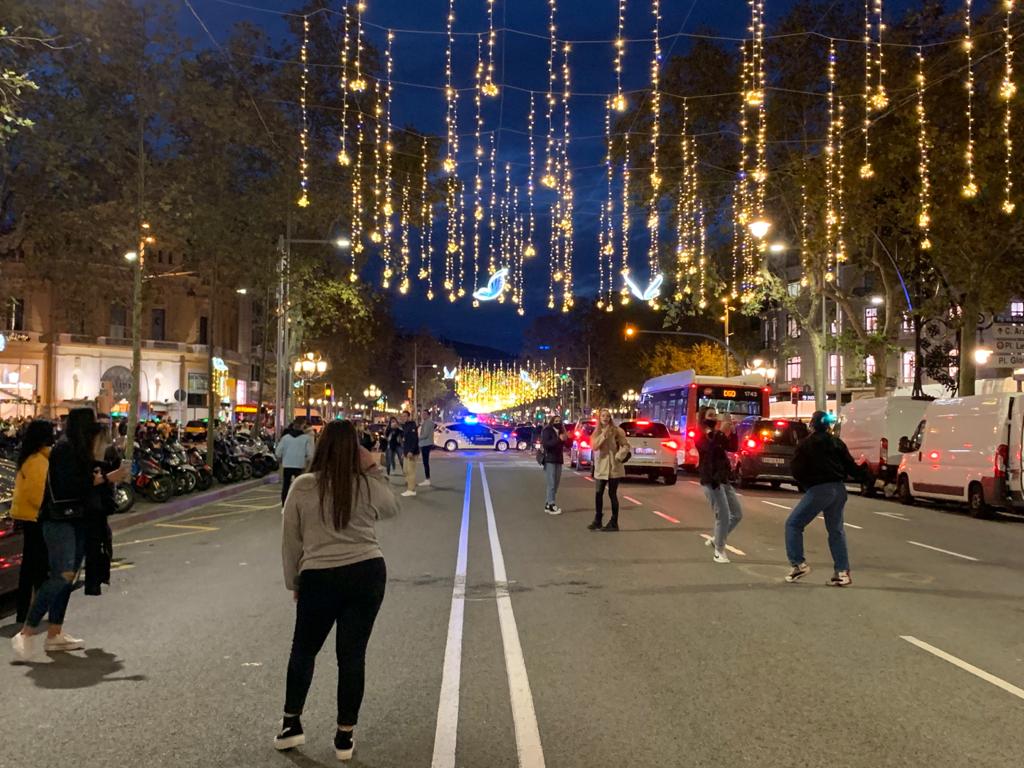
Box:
[418,479,431,487]
[705,536,714,547]
[11,632,46,662]
[45,632,85,652]
[401,490,417,497]
[545,505,563,516]
[713,550,731,564]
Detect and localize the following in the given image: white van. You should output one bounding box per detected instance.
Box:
[838,396,930,496]
[895,393,1024,517]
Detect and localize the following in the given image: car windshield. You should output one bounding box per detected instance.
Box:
[748,419,808,446]
[620,421,670,439]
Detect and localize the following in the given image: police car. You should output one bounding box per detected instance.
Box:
[436,420,512,452]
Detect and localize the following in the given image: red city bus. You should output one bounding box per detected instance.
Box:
[638,370,771,471]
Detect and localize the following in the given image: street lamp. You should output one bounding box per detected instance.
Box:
[621,388,640,417]
[362,384,382,423]
[768,242,787,254]
[292,351,329,421]
[721,296,737,377]
[974,347,994,365]
[748,218,772,240]
[870,295,884,306]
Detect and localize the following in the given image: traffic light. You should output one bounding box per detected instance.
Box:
[790,386,800,405]
[624,324,637,340]
[560,373,570,382]
[324,386,332,398]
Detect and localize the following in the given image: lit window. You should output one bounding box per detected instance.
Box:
[786,356,802,381]
[829,353,842,384]
[787,316,801,339]
[902,313,913,334]
[787,281,801,298]
[901,351,915,382]
[1011,300,1024,318]
[864,306,879,332]
[864,355,876,384]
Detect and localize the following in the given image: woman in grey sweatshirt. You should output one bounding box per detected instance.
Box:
[276,420,399,761]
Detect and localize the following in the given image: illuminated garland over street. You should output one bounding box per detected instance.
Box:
[455,362,559,414]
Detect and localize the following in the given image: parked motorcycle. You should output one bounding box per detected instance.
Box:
[132,446,175,503]
[184,446,214,491]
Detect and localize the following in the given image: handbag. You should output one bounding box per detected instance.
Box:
[45,469,87,521]
[536,447,546,466]
[614,433,632,464]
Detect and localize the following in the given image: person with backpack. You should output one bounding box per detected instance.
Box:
[276,418,314,505]
[10,419,55,624]
[785,410,865,586]
[539,414,567,515]
[11,408,129,662]
[696,407,743,563]
[588,409,630,532]
[276,420,399,760]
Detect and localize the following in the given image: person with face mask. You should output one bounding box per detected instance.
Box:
[588,409,630,532]
[539,414,567,515]
[696,407,743,563]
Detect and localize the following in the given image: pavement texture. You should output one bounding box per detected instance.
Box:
[2,449,1023,768]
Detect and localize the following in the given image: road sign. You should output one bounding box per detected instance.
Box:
[173,388,187,402]
[991,323,1024,368]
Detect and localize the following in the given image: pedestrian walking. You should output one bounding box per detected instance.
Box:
[276,418,314,505]
[696,407,743,563]
[83,423,116,596]
[539,414,567,515]
[588,409,630,531]
[11,408,129,662]
[417,409,436,487]
[276,420,399,760]
[382,417,404,478]
[785,411,865,586]
[400,410,420,497]
[10,419,55,624]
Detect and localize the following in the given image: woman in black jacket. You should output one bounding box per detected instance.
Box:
[383,417,404,478]
[11,409,128,662]
[540,415,567,515]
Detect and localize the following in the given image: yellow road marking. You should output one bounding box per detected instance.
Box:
[154,522,219,532]
[116,530,212,546]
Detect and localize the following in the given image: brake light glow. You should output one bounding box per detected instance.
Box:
[928,451,940,461]
[775,420,787,426]
[880,437,889,465]
[662,440,679,450]
[745,438,758,450]
[636,419,650,425]
[687,429,696,439]
[574,430,581,438]
[995,443,1009,478]
[580,440,590,449]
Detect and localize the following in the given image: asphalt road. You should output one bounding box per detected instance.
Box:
[2,450,1023,768]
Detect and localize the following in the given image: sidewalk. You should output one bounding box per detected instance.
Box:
[109,474,279,534]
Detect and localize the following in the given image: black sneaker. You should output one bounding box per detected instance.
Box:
[273,716,305,751]
[785,563,811,583]
[587,520,602,531]
[334,729,355,761]
[600,521,619,532]
[828,570,852,587]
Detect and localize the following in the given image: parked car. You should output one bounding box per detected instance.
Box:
[0,509,21,597]
[838,396,930,496]
[436,422,511,452]
[734,417,808,489]
[569,419,597,470]
[618,420,678,484]
[896,393,1024,517]
[513,425,537,451]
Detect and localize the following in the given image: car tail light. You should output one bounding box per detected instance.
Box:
[662,440,679,450]
[574,430,581,438]
[686,429,696,439]
[580,440,590,449]
[775,420,787,427]
[928,450,940,461]
[636,419,650,425]
[745,438,758,450]
[995,443,1009,478]
[879,437,889,466]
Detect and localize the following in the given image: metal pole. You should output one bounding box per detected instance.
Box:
[724,307,731,377]
[585,344,591,412]
[305,380,311,421]
[413,340,418,414]
[819,268,828,412]
[125,239,143,462]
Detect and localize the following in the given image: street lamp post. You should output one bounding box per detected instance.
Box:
[412,341,438,414]
[292,352,328,422]
[721,297,737,377]
[124,222,154,461]
[362,384,381,423]
[621,388,640,418]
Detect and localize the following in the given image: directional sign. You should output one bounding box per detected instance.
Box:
[991,324,1024,368]
[173,388,187,402]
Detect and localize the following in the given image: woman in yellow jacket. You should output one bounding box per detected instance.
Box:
[588,409,630,532]
[10,419,55,623]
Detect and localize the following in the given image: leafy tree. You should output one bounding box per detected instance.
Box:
[640,340,728,378]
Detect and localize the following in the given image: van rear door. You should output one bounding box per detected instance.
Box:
[1009,394,1024,504]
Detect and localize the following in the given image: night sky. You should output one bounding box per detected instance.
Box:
[183,0,924,352]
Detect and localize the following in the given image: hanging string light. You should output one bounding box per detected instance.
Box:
[646,0,662,290]
[599,97,616,310]
[349,98,366,282]
[297,15,310,208]
[443,0,460,301]
[612,0,628,112]
[370,79,384,250]
[419,135,435,299]
[398,180,411,294]
[525,92,537,259]
[824,39,839,282]
[559,40,574,312]
[620,133,631,306]
[483,0,499,97]
[488,126,499,277]
[860,0,875,179]
[745,0,768,300]
[916,48,933,250]
[541,0,558,190]
[962,0,978,198]
[676,97,697,302]
[1001,0,1016,214]
[472,33,486,306]
[380,30,396,288]
[338,2,351,167]
[731,39,753,296]
[351,2,367,92]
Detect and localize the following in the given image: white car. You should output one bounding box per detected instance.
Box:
[569,419,597,470]
[896,393,1024,517]
[436,422,511,452]
[617,420,678,485]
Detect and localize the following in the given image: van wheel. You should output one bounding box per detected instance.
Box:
[967,482,990,518]
[898,475,914,506]
[860,471,877,498]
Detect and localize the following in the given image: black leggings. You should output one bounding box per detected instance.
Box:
[15,520,48,624]
[421,445,432,480]
[281,468,303,505]
[595,478,620,523]
[284,558,387,726]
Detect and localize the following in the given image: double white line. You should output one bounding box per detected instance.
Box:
[431,463,546,768]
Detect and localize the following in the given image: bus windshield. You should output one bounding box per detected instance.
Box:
[695,385,764,418]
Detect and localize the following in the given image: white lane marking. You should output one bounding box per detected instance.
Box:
[907,540,979,562]
[812,515,862,530]
[900,636,1024,701]
[761,500,792,510]
[479,465,546,768]
[652,510,679,524]
[687,480,700,486]
[430,463,473,768]
[874,510,909,520]
[623,495,643,506]
[583,476,594,483]
[698,533,747,556]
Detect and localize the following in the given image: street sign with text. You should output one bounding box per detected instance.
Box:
[992,324,1024,368]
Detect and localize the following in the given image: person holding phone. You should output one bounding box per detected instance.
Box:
[11,409,129,661]
[540,414,567,515]
[696,408,743,563]
[589,409,630,531]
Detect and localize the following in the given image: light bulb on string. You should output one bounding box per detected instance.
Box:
[338,2,351,168]
[647,0,662,289]
[613,0,628,112]
[379,30,396,287]
[916,48,933,250]
[1002,0,1016,215]
[525,92,537,260]
[542,0,558,195]
[472,33,485,302]
[297,15,310,208]
[483,0,499,97]
[620,134,631,305]
[559,40,575,312]
[351,1,366,92]
[420,135,434,295]
[443,0,461,298]
[962,0,978,199]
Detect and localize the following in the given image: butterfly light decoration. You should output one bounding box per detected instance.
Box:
[442,366,458,381]
[472,268,509,302]
[622,271,663,303]
[519,369,541,391]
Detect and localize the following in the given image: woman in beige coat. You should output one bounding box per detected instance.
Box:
[588,408,630,532]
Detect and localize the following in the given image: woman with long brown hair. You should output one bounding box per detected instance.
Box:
[276,420,399,761]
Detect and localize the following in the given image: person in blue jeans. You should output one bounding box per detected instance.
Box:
[785,410,866,587]
[696,408,742,563]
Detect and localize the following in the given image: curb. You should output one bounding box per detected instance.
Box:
[110,473,279,534]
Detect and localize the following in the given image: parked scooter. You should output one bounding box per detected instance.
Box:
[132,445,175,503]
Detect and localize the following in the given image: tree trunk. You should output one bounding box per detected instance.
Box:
[958,292,980,397]
[256,284,270,437]
[808,324,827,412]
[871,341,889,397]
[912,314,927,399]
[206,265,218,462]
